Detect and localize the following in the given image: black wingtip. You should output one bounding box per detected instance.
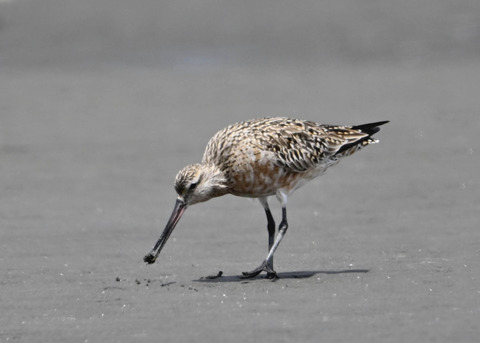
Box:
[352,120,389,135]
[334,120,388,156]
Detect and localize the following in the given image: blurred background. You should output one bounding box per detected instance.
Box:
[1,0,479,68]
[1,1,479,342]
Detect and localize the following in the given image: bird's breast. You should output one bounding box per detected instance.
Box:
[226,148,324,197]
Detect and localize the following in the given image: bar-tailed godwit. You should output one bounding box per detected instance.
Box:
[144,117,388,278]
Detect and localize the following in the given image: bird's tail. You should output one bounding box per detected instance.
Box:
[335,120,389,156]
[351,121,389,136]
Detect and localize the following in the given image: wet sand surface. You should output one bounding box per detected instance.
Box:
[1,1,479,342]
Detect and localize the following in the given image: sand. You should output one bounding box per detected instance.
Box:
[1,1,479,342]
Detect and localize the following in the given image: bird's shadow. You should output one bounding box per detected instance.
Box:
[194,269,369,283]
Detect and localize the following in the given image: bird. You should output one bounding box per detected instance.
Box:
[143,117,388,278]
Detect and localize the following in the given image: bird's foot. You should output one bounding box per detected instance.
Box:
[241,261,277,279]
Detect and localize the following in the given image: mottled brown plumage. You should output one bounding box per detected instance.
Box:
[144,117,388,278]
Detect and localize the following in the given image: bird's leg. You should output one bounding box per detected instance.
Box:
[260,196,277,277]
[257,197,276,271]
[265,207,275,272]
[242,206,288,279]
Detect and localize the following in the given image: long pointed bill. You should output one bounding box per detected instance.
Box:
[143,198,187,264]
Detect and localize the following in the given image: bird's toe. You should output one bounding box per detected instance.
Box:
[241,261,276,279]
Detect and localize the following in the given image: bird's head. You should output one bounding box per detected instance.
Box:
[143,163,228,264]
[174,163,229,206]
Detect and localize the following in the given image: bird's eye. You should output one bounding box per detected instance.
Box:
[189,182,198,191]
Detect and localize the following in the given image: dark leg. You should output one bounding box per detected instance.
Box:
[253,197,276,275]
[265,207,275,271]
[242,206,289,279]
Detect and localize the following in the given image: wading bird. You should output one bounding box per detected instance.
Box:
[144,117,388,278]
